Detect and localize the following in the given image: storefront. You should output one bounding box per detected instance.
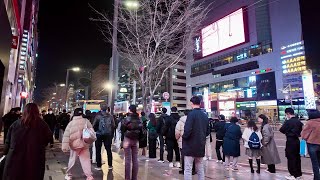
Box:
[256,100,278,123]
[217,92,237,119]
[236,101,256,120]
[278,98,308,123]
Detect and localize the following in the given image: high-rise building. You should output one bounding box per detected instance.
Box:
[91,64,109,100]
[0,0,40,115]
[187,0,309,121]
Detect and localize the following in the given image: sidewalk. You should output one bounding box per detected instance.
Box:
[44,143,314,180]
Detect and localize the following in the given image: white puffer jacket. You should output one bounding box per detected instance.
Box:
[62,116,93,151]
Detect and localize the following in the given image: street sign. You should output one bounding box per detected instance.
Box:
[162,92,170,100]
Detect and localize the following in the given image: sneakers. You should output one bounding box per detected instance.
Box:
[265,169,271,174]
[95,167,102,171]
[203,157,208,161]
[296,176,304,180]
[65,175,72,180]
[216,160,223,163]
[174,162,181,168]
[108,166,113,170]
[157,159,165,163]
[169,162,174,168]
[285,175,296,180]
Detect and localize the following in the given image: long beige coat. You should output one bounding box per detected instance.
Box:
[261,124,281,165]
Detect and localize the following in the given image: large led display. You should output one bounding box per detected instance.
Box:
[202,8,246,57]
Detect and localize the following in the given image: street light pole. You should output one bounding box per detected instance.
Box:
[110,0,120,115]
[65,69,70,110]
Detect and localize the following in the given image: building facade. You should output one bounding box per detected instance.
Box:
[187,0,307,121]
[0,0,39,116]
[91,64,109,100]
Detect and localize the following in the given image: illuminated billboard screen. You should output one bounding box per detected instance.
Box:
[202,8,247,57]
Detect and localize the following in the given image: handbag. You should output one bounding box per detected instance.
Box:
[82,120,97,144]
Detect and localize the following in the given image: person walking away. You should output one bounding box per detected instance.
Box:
[2,103,53,180]
[182,96,210,180]
[139,112,148,156]
[93,105,115,170]
[58,109,70,142]
[301,110,320,180]
[280,108,303,180]
[175,109,196,175]
[43,108,57,147]
[62,108,94,180]
[165,107,181,168]
[2,108,20,142]
[156,107,170,163]
[242,120,263,173]
[214,115,226,163]
[122,105,142,180]
[258,114,281,173]
[223,117,242,171]
[147,113,158,159]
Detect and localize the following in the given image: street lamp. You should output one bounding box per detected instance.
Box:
[110,0,139,114]
[65,67,81,110]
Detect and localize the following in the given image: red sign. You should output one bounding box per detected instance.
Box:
[12,36,18,49]
[20,92,28,99]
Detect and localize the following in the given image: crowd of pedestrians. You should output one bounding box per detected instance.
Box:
[1,96,320,180]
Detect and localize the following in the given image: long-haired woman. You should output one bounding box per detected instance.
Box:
[242,120,263,173]
[2,103,53,180]
[258,114,280,173]
[147,113,158,159]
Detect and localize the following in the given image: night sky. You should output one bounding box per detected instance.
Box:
[35,0,113,102]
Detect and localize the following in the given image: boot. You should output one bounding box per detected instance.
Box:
[249,159,254,173]
[256,159,261,174]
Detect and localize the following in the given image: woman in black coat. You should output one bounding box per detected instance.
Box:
[2,103,53,180]
[223,117,242,171]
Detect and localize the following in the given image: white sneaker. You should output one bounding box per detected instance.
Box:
[216,160,223,163]
[169,162,174,168]
[65,175,72,180]
[203,157,208,161]
[285,175,296,180]
[208,157,213,160]
[108,166,113,170]
[296,176,304,180]
[174,162,181,168]
[157,159,165,163]
[95,167,102,171]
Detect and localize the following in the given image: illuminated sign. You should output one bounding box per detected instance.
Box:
[219,101,235,110]
[302,71,316,109]
[256,100,277,106]
[218,92,237,100]
[195,36,201,53]
[202,8,246,57]
[251,68,272,75]
[236,53,248,60]
[236,102,256,109]
[281,41,303,50]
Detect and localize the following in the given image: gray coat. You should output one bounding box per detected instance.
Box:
[261,124,281,165]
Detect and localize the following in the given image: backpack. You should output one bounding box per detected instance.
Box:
[248,132,261,149]
[160,116,169,136]
[98,114,113,136]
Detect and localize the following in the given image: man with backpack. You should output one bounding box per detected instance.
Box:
[164,107,181,168]
[93,104,115,171]
[156,107,170,163]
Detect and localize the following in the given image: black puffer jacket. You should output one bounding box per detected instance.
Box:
[165,113,180,140]
[122,113,142,140]
[214,120,226,140]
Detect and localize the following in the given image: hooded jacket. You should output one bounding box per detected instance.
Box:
[301,118,320,145]
[165,112,180,140]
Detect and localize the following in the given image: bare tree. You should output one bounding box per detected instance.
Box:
[91,0,210,112]
[40,85,66,112]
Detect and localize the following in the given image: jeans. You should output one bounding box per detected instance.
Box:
[184,156,204,180]
[148,138,157,158]
[225,156,238,169]
[123,137,139,180]
[95,135,113,167]
[166,139,180,162]
[286,137,302,178]
[215,140,225,161]
[67,148,93,180]
[159,135,164,160]
[307,143,320,180]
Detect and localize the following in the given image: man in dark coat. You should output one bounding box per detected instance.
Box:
[165,107,181,168]
[2,108,20,142]
[182,96,210,179]
[156,107,169,163]
[280,108,303,180]
[43,108,56,146]
[214,114,226,163]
